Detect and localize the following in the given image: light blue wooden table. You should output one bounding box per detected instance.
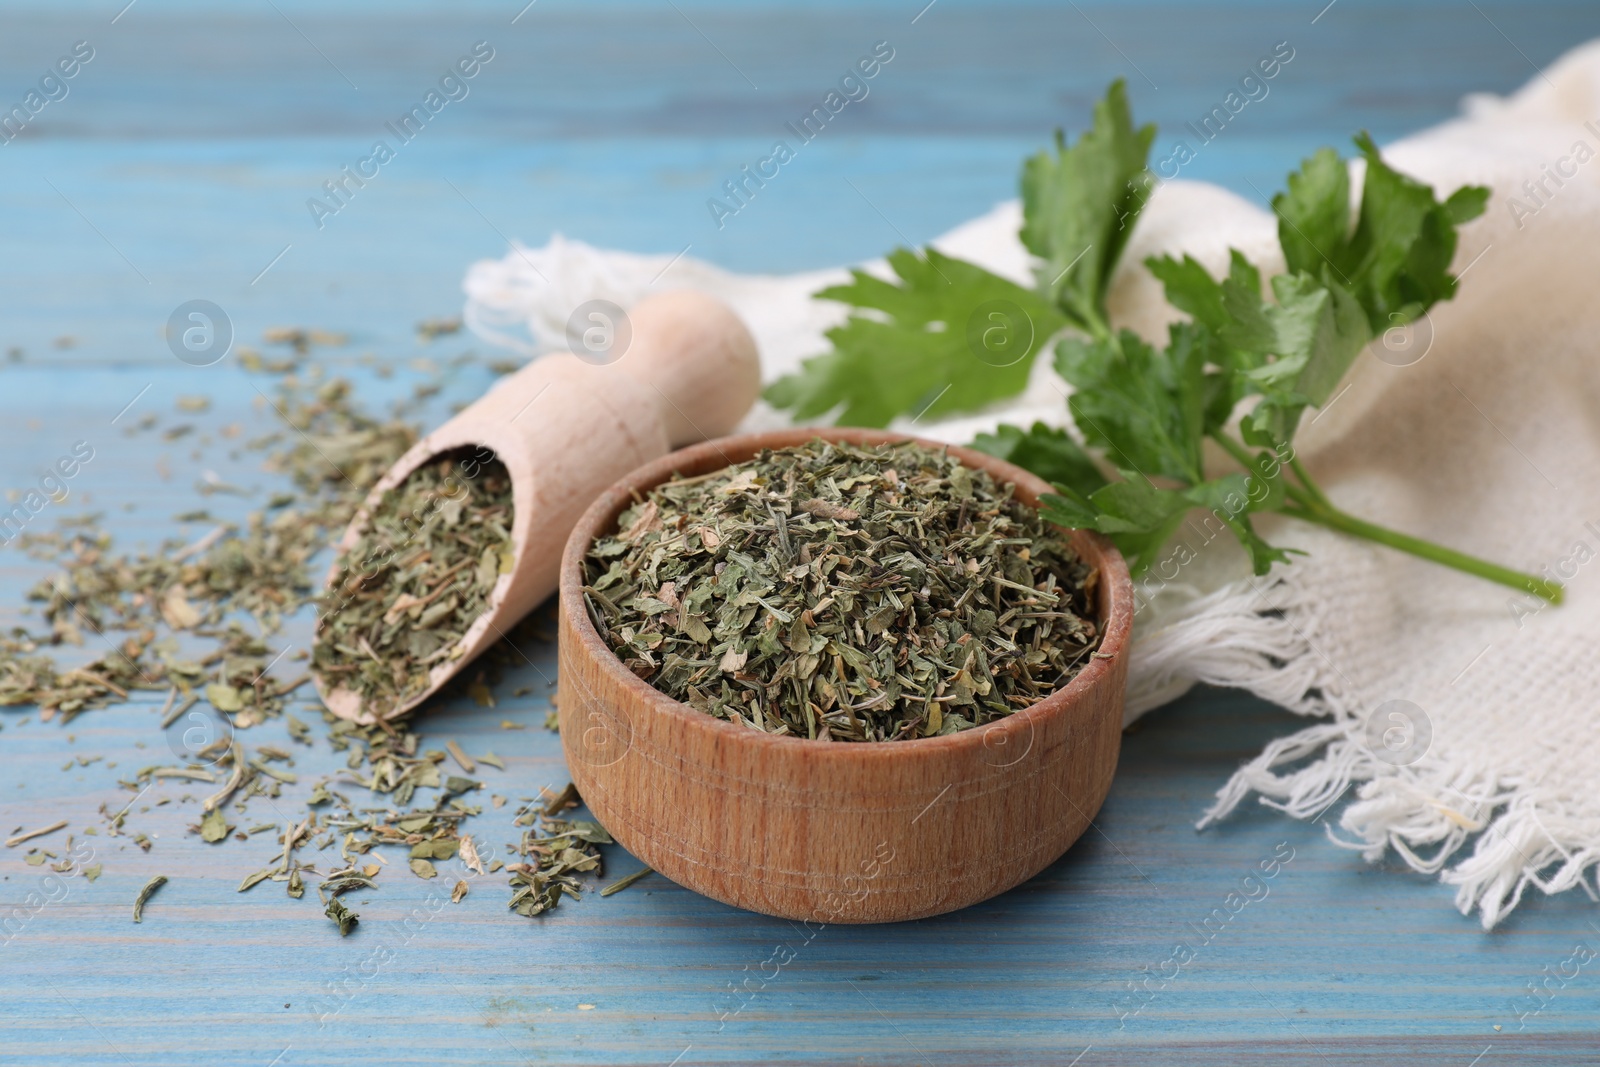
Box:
[5,2,1600,1063]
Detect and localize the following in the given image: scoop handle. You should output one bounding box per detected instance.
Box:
[615,289,762,447]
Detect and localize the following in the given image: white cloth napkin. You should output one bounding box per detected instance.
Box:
[462,43,1600,927]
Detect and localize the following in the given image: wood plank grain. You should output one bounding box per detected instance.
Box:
[4,3,1600,1065]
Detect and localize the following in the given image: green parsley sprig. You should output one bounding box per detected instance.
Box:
[767,81,1562,605]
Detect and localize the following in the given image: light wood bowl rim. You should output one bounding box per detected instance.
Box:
[559,427,1133,762]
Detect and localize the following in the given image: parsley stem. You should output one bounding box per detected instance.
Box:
[1210,431,1562,604]
[1206,431,1288,494]
[1287,455,1331,508]
[1077,306,1115,346]
[1281,495,1563,604]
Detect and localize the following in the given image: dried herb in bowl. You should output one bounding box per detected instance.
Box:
[581,439,1101,742]
[312,451,513,717]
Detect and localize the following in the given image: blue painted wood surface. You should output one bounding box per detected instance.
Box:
[5,3,1600,1064]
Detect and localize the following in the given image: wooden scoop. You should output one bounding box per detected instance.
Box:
[316,290,761,723]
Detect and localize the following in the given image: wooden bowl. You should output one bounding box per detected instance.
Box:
[557,428,1133,923]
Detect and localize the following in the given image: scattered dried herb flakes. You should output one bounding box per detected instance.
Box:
[238,868,273,893]
[583,439,1101,742]
[312,452,514,718]
[508,818,606,917]
[199,808,230,843]
[324,896,359,936]
[5,819,67,847]
[410,838,458,860]
[320,871,377,896]
[505,786,612,917]
[0,374,416,724]
[459,834,485,874]
[132,875,167,923]
[0,352,614,934]
[416,316,462,341]
[600,867,654,897]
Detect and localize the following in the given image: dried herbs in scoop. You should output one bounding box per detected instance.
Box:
[312,451,513,717]
[582,439,1101,741]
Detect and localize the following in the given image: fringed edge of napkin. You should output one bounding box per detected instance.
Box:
[1150,573,1600,929]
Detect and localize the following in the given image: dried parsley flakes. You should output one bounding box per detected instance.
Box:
[312,450,514,717]
[582,439,1101,741]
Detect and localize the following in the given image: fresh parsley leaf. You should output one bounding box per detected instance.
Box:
[1145,252,1262,423]
[1343,132,1484,328]
[1183,475,1294,576]
[777,81,1552,604]
[969,422,1108,498]
[763,248,1066,427]
[1054,326,1221,485]
[1145,251,1235,333]
[1021,79,1156,333]
[1040,470,1287,577]
[1272,146,1349,282]
[1272,134,1489,332]
[1095,478,1193,529]
[769,82,1158,428]
[1227,269,1370,443]
[1039,473,1186,576]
